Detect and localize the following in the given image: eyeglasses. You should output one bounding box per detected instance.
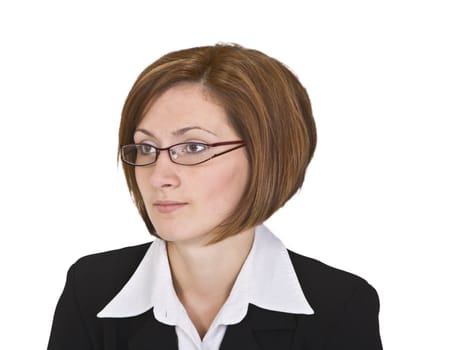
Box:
[121,140,245,166]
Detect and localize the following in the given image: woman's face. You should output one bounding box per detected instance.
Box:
[134,83,249,245]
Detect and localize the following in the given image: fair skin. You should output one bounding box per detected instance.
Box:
[134,83,255,339]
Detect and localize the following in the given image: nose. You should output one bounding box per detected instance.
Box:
[147,149,181,189]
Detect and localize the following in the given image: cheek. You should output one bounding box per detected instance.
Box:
[197,162,249,214]
[134,169,147,195]
[134,168,161,206]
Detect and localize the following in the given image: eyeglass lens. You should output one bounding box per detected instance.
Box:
[122,143,213,166]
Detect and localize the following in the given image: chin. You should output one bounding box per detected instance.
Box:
[154,224,215,245]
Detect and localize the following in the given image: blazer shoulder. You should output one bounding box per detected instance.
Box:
[73,242,151,273]
[287,250,379,315]
[66,242,152,314]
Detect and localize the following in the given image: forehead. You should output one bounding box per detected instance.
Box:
[136,83,230,135]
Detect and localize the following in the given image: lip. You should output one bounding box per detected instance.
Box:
[153,201,188,214]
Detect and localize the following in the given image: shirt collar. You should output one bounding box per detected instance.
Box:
[97,225,314,321]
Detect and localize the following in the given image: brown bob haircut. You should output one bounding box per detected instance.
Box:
[118,43,317,244]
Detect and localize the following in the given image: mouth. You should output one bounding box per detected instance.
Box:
[153,201,188,214]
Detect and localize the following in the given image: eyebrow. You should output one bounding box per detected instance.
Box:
[134,126,218,138]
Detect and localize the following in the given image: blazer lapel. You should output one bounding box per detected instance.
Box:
[220,304,303,350]
[124,309,178,350]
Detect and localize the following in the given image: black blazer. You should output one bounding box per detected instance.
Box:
[47,242,383,350]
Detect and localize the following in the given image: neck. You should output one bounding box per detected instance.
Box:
[166,228,255,303]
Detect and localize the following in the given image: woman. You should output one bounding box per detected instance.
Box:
[47,44,383,349]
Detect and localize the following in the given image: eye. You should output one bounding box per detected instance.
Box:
[138,144,157,155]
[184,142,208,153]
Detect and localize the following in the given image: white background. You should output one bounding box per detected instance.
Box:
[1,1,449,348]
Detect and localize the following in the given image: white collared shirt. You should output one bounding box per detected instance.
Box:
[98,225,314,350]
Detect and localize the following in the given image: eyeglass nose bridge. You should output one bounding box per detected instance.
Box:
[152,145,181,164]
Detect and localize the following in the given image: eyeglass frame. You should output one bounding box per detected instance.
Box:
[121,140,246,166]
